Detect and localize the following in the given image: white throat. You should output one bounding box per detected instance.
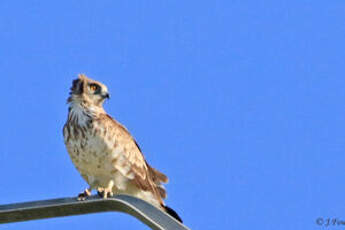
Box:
[68,100,104,127]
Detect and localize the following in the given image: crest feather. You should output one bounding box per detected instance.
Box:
[78,73,88,80]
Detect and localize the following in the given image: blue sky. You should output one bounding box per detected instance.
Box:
[0,0,345,229]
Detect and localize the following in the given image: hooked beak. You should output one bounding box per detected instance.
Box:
[102,92,110,99]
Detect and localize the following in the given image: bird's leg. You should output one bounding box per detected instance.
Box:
[77,187,92,201]
[97,180,114,199]
[97,187,105,197]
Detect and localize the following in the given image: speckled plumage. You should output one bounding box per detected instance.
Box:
[62,74,176,216]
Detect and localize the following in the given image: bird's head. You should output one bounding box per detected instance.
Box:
[68,74,110,107]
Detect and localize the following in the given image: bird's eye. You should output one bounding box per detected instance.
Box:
[90,84,98,91]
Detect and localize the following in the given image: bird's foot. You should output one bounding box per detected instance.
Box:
[97,187,114,199]
[77,188,92,201]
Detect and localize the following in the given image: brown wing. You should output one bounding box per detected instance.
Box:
[101,114,168,203]
[147,164,168,199]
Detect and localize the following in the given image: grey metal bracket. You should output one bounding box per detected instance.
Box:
[0,195,190,230]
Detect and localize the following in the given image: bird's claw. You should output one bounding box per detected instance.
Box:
[97,187,113,199]
[77,188,91,201]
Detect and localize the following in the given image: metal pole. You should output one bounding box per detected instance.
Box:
[0,194,190,230]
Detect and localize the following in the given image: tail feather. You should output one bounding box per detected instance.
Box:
[164,205,183,223]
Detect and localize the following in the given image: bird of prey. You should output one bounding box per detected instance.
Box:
[63,74,182,223]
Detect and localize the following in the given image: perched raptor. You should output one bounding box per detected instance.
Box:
[63,74,182,222]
